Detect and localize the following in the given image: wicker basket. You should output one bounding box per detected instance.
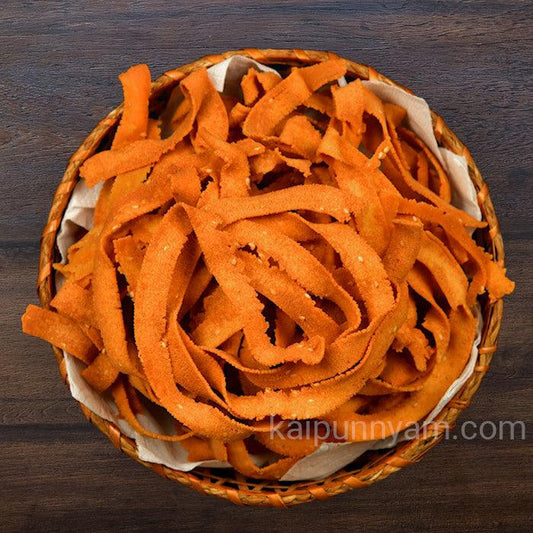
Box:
[37,49,506,507]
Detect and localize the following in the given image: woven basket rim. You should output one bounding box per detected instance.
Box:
[37,48,506,508]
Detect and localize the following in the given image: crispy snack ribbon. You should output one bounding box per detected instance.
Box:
[22,61,514,479]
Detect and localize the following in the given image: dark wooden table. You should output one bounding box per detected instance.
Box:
[1,1,531,531]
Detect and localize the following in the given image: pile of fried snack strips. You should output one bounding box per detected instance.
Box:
[23,59,514,479]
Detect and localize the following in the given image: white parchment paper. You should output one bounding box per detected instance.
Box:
[55,56,483,480]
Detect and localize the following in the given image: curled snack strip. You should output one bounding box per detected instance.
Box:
[22,60,514,479]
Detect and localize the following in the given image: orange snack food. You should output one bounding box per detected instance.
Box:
[22,60,514,480]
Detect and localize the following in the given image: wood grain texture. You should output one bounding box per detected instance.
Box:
[1,1,531,531]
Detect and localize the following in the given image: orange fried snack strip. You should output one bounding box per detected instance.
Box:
[81,351,119,393]
[112,64,151,149]
[22,305,97,364]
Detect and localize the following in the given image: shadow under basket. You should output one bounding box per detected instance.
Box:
[37,49,506,507]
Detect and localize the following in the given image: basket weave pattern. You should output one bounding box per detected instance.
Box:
[37,49,506,507]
